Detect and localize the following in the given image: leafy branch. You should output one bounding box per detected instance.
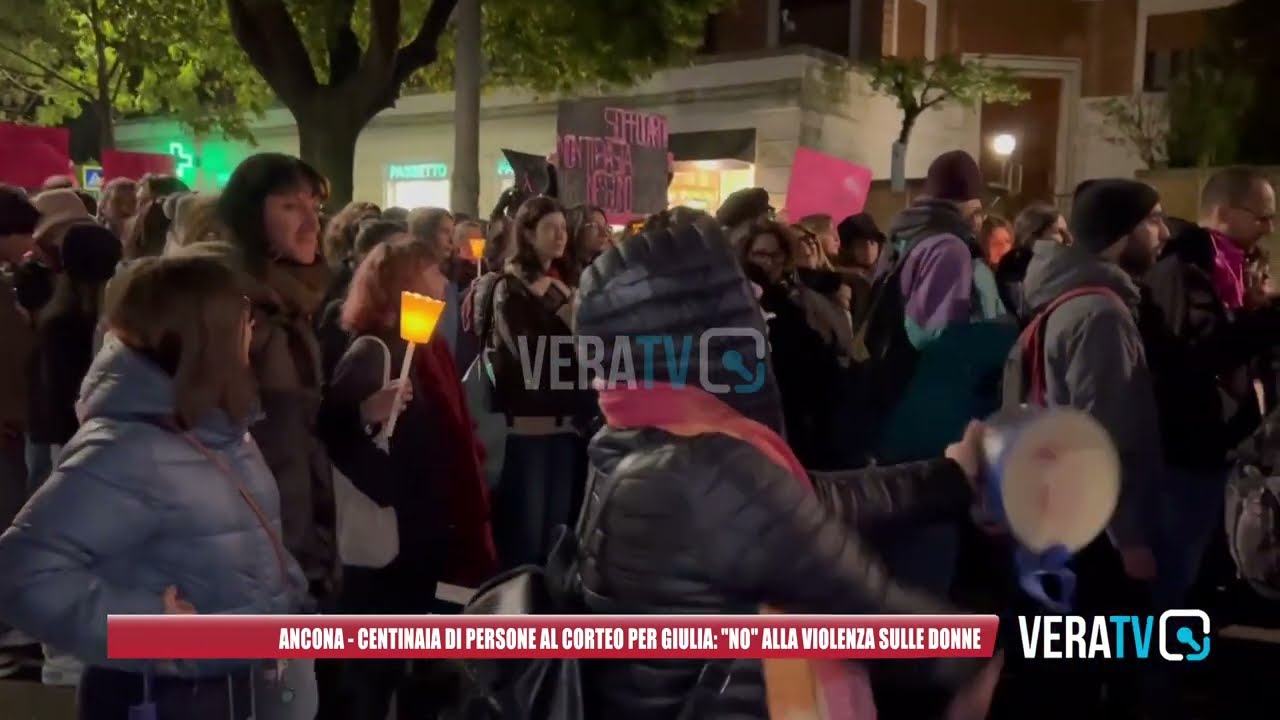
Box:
[864,55,1029,146]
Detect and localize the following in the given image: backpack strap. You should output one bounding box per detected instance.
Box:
[1017,286,1126,406]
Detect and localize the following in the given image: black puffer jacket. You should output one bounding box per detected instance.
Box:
[573,221,984,719]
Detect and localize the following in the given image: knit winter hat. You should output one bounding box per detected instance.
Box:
[923,150,984,202]
[1069,179,1160,254]
[61,223,122,283]
[716,187,772,229]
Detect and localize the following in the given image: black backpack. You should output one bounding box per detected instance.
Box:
[444,475,732,720]
[1227,414,1280,600]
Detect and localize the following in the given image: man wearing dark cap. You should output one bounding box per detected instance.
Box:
[1142,167,1280,616]
[1018,179,1165,576]
[1003,178,1166,716]
[862,150,1011,597]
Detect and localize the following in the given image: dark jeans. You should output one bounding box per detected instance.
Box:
[494,432,586,569]
[77,666,253,720]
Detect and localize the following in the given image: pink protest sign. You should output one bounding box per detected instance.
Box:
[784,147,872,220]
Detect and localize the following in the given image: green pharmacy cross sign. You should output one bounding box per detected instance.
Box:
[169,142,196,180]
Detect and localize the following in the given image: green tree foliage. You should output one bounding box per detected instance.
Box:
[1164,55,1252,168]
[227,0,731,206]
[0,0,270,150]
[865,55,1029,146]
[1096,93,1169,170]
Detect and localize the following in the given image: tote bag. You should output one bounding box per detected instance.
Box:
[332,335,399,569]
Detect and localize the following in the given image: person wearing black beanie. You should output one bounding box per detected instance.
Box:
[1002,179,1165,716]
[863,149,1012,603]
[571,212,1001,720]
[1069,179,1164,274]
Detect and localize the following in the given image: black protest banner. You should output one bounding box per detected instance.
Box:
[501,149,557,198]
[554,100,669,223]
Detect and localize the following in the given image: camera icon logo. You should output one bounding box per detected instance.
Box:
[699,328,767,394]
[1159,609,1211,662]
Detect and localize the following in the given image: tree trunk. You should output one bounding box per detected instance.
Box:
[96,100,115,153]
[297,114,361,210]
[451,0,483,218]
[897,110,919,146]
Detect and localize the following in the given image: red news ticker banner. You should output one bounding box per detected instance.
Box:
[107,614,1000,660]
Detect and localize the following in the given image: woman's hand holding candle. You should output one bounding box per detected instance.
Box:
[361,380,413,426]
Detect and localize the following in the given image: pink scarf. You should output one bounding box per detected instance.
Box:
[1210,230,1246,310]
[599,383,875,720]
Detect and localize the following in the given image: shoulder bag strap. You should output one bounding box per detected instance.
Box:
[1021,286,1126,406]
[173,429,293,590]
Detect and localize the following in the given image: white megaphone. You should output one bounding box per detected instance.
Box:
[977,406,1120,611]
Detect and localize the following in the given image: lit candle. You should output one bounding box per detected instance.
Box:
[379,291,446,443]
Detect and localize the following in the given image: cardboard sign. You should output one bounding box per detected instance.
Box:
[784,147,872,221]
[555,101,668,224]
[101,150,177,182]
[501,149,557,197]
[0,123,72,189]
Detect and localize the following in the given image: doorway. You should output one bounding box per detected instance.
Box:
[979,76,1063,215]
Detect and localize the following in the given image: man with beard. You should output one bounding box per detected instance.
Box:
[998,179,1166,717]
[1142,167,1280,617]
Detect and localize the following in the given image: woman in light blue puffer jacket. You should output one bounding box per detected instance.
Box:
[0,253,308,720]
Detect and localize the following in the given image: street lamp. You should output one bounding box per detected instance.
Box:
[992,133,1017,157]
[992,134,1018,191]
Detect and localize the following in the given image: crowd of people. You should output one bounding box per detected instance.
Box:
[0,145,1274,720]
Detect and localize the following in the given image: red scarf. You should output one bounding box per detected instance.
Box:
[597,383,873,720]
[413,341,498,587]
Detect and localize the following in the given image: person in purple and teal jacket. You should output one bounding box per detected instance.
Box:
[855,150,1016,596]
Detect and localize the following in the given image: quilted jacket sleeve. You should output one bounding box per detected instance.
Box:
[810,458,973,531]
[0,435,165,664]
[687,435,982,692]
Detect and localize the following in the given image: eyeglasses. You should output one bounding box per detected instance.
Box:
[1231,206,1276,225]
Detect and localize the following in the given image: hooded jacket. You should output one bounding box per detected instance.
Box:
[571,222,984,719]
[0,338,307,676]
[872,200,1015,463]
[1016,240,1161,548]
[1142,221,1279,471]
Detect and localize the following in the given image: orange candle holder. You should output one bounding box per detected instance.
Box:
[468,236,485,262]
[399,291,445,345]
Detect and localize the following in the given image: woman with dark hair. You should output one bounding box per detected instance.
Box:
[997,204,1069,321]
[317,220,410,381]
[484,196,592,567]
[319,240,496,718]
[573,216,1001,720]
[217,154,334,719]
[552,204,609,287]
[0,253,307,720]
[135,174,190,209]
[216,154,336,706]
[740,221,849,469]
[123,199,171,260]
[980,214,1014,267]
[322,201,381,269]
[319,201,382,311]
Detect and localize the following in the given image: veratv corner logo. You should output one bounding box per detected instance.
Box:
[1159,610,1210,661]
[1017,610,1210,661]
